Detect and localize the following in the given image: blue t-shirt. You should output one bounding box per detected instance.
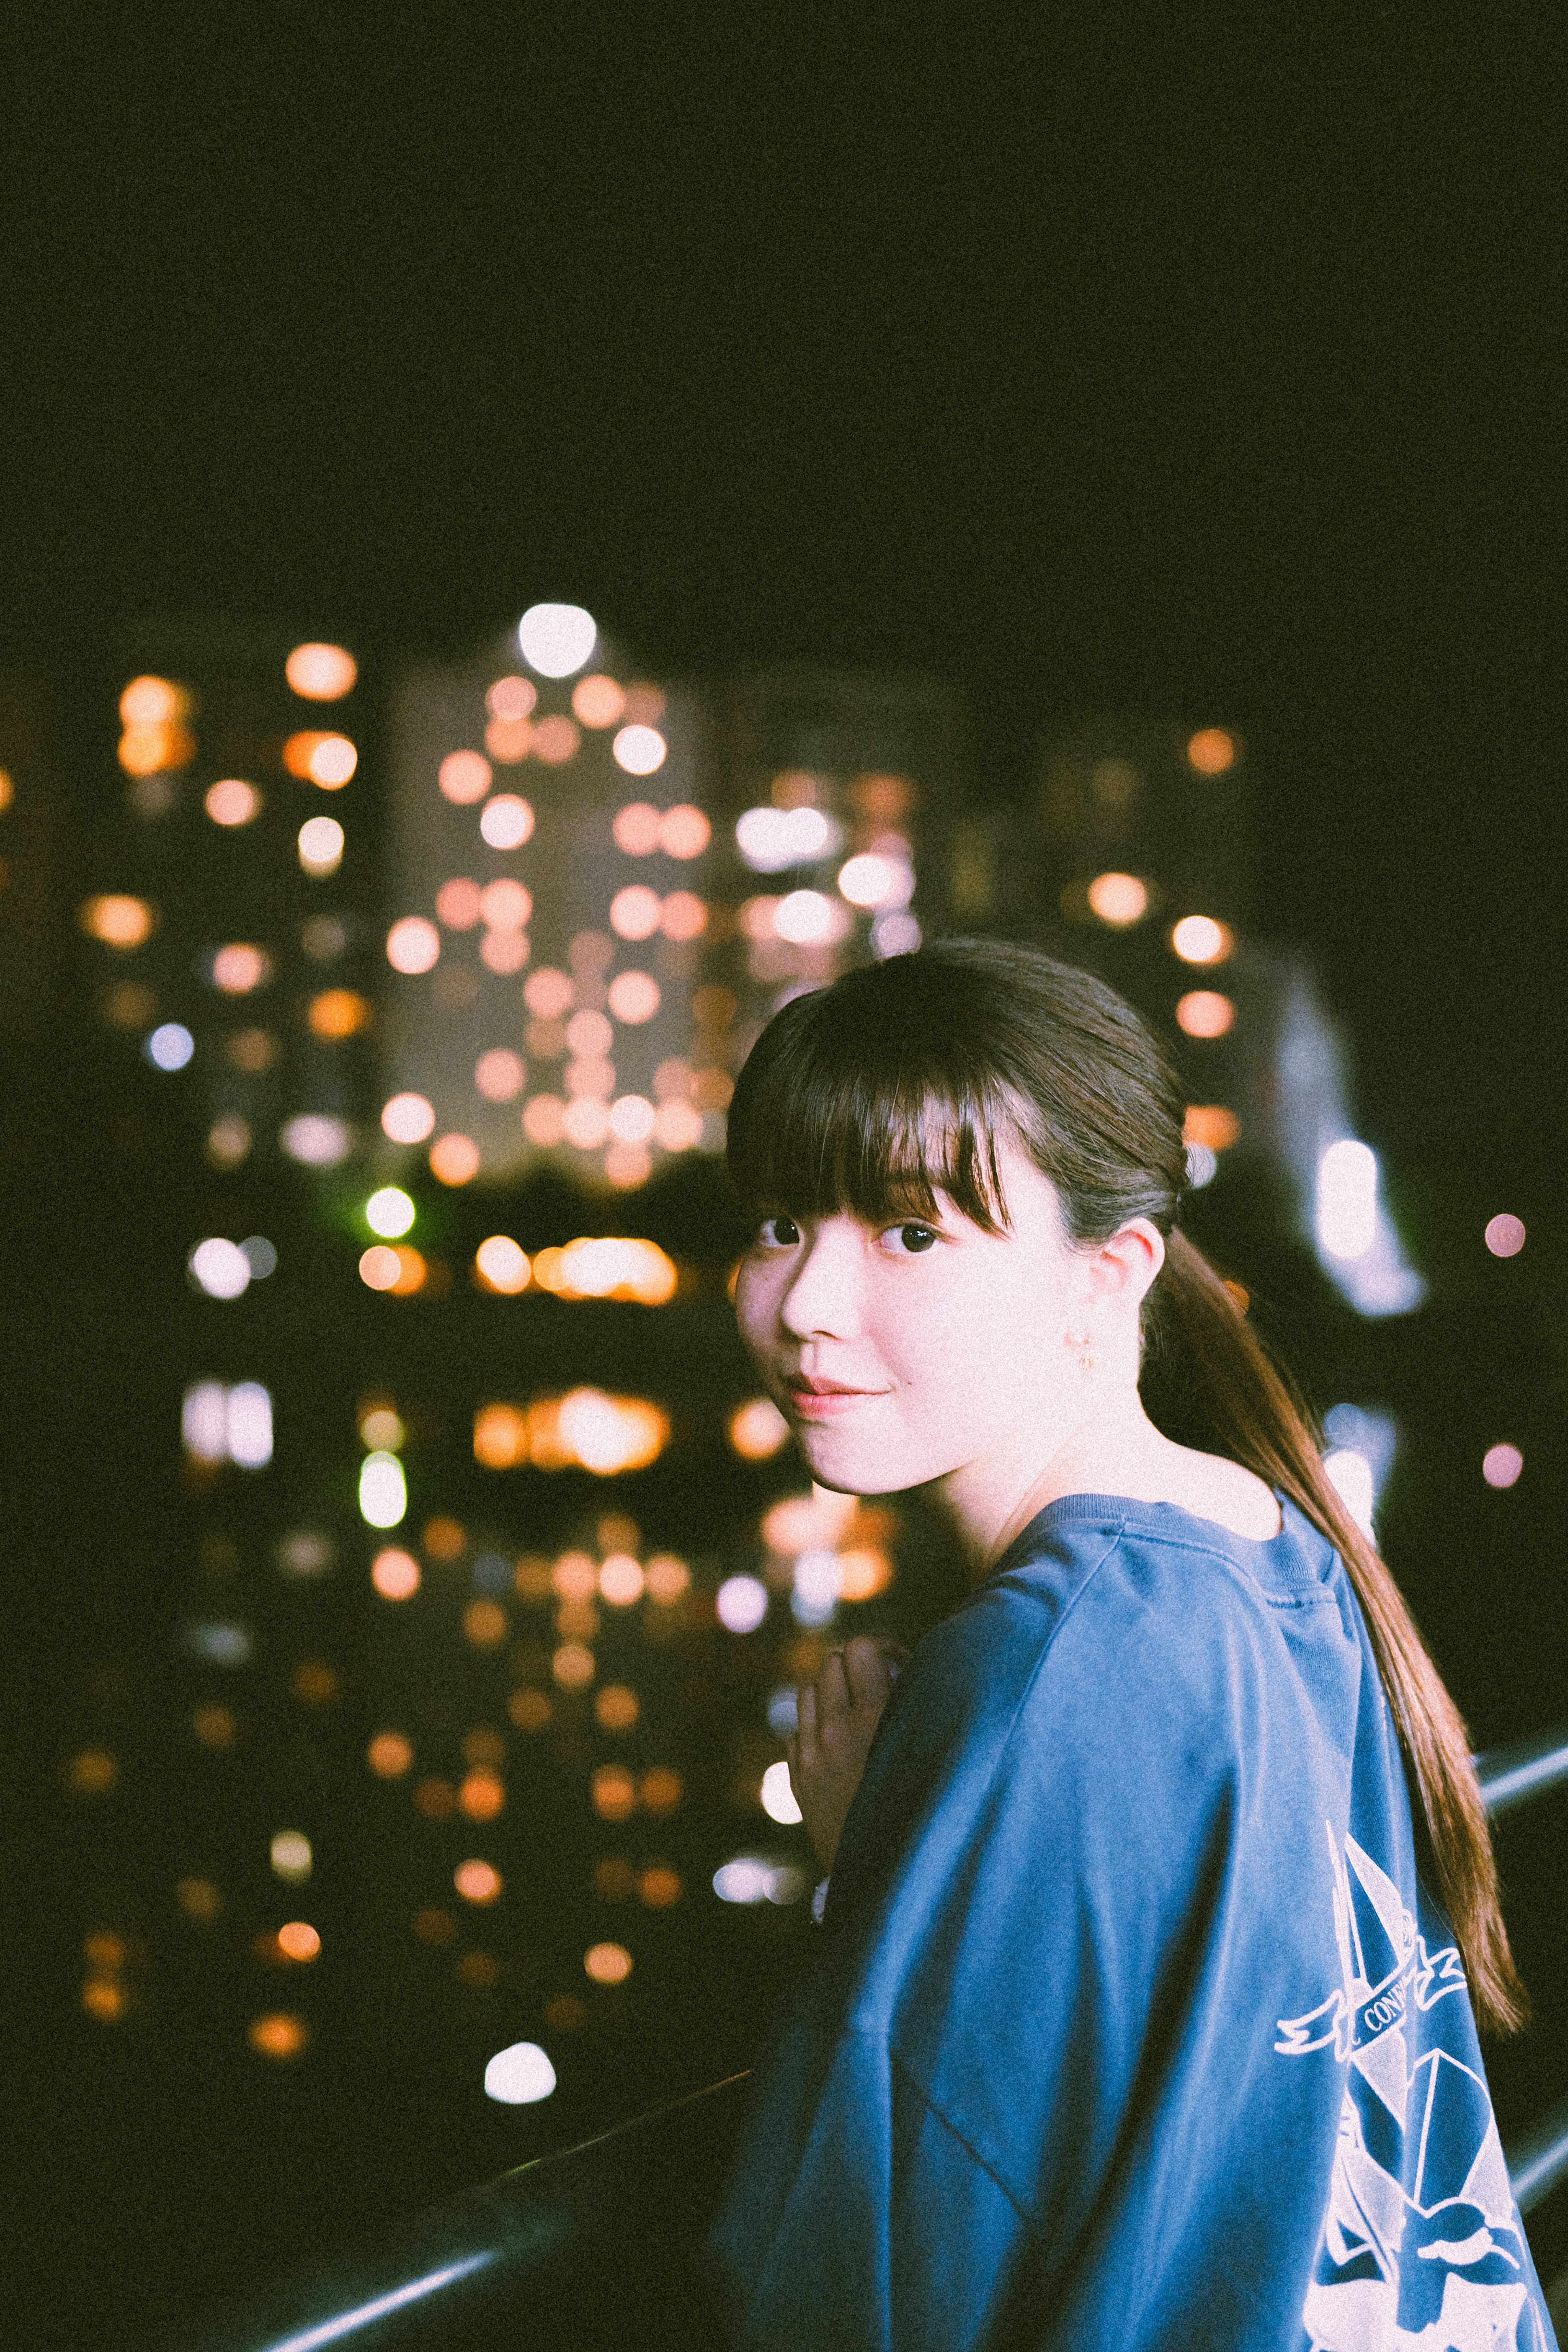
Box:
[703,1492,1555,2350]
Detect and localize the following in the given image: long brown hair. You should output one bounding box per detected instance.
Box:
[726,937,1526,2033]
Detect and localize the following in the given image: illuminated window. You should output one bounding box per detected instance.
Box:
[552,1642,596,1690]
[478,878,531,930]
[439,751,492,805]
[270,1831,312,1882]
[592,1765,636,1820]
[212,944,272,994]
[595,1685,640,1731]
[598,1556,645,1606]
[518,603,596,676]
[641,1766,682,1815]
[474,1235,530,1293]
[284,731,357,787]
[479,793,535,848]
[359,1451,407,1527]
[437,878,483,929]
[717,1574,768,1633]
[370,1553,420,1603]
[486,715,532,760]
[610,885,662,940]
[298,816,345,876]
[463,1600,508,1649]
[1186,727,1236,774]
[523,967,574,1018]
[1087,872,1148,927]
[531,715,580,765]
[613,726,666,778]
[1482,1443,1523,1490]
[645,1554,690,1604]
[454,1859,503,1905]
[205,779,262,827]
[474,1049,526,1103]
[607,972,659,1026]
[308,988,371,1040]
[189,1237,252,1300]
[386,917,441,974]
[249,2013,310,2060]
[281,1115,351,1165]
[1171,914,1234,965]
[1175,990,1235,1039]
[486,676,537,721]
[1484,1213,1526,1258]
[459,1768,506,1819]
[728,1397,790,1459]
[612,802,662,854]
[838,852,911,908]
[776,890,845,945]
[522,1095,566,1145]
[655,1100,704,1150]
[286,643,357,699]
[81,894,156,948]
[571,674,624,726]
[430,1133,480,1186]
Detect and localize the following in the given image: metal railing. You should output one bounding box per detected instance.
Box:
[160,1727,1568,2351]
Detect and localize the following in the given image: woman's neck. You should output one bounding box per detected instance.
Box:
[925,1387,1283,1581]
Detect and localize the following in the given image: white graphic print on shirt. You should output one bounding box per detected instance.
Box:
[1275,1825,1547,2352]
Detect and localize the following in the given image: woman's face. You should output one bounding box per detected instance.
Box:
[733,1131,1091,1498]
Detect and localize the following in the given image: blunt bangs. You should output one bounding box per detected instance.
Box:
[725,976,1016,1234]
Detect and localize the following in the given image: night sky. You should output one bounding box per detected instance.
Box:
[7,7,1562,1183]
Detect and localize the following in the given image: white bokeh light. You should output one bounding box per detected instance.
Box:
[760,1759,803,1824]
[189,1238,252,1300]
[517,604,597,677]
[359,1451,408,1528]
[1316,1139,1379,1261]
[484,2042,557,2104]
[716,1574,769,1633]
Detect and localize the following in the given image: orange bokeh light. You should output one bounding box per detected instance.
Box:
[463,1599,508,1648]
[436,877,483,929]
[1086,872,1149,927]
[286,644,357,700]
[474,1402,529,1468]
[508,1688,552,1732]
[531,715,580,765]
[205,778,263,827]
[1183,1105,1241,1151]
[474,1049,526,1103]
[592,1764,637,1820]
[572,674,625,727]
[277,1921,321,1962]
[1175,990,1236,1039]
[438,751,492,804]
[486,676,537,722]
[459,1769,506,1820]
[454,1859,502,1905]
[80,894,156,948]
[430,1133,481,1186]
[584,1941,633,1985]
[308,988,371,1039]
[660,805,709,858]
[371,1550,421,1601]
[368,1729,414,1776]
[1186,728,1236,775]
[639,1866,682,1909]
[248,2011,310,2059]
[640,1766,683,1815]
[612,802,662,855]
[595,1684,640,1730]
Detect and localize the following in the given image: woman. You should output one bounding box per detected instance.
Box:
[702,941,1553,2352]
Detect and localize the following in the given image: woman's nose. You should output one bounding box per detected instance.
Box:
[778,1235,860,1338]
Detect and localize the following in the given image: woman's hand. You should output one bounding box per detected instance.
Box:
[786,1634,912,1876]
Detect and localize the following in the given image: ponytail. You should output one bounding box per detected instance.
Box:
[1151,1230,1528,2034]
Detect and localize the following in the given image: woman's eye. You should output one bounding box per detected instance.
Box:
[756,1215,801,1248]
[883,1222,938,1255]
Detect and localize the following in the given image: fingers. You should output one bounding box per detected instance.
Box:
[795,1679,817,1768]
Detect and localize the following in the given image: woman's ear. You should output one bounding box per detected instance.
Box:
[1089,1218,1165,1313]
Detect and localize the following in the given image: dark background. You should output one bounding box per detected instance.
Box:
[5,2,1566,2338]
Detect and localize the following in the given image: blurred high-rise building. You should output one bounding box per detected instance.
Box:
[1021,716,1422,1322]
[381,608,715,1193]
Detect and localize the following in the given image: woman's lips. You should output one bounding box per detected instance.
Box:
[782,1382,884,1420]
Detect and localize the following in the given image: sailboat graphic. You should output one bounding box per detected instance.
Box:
[1277,1826,1545,2351]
